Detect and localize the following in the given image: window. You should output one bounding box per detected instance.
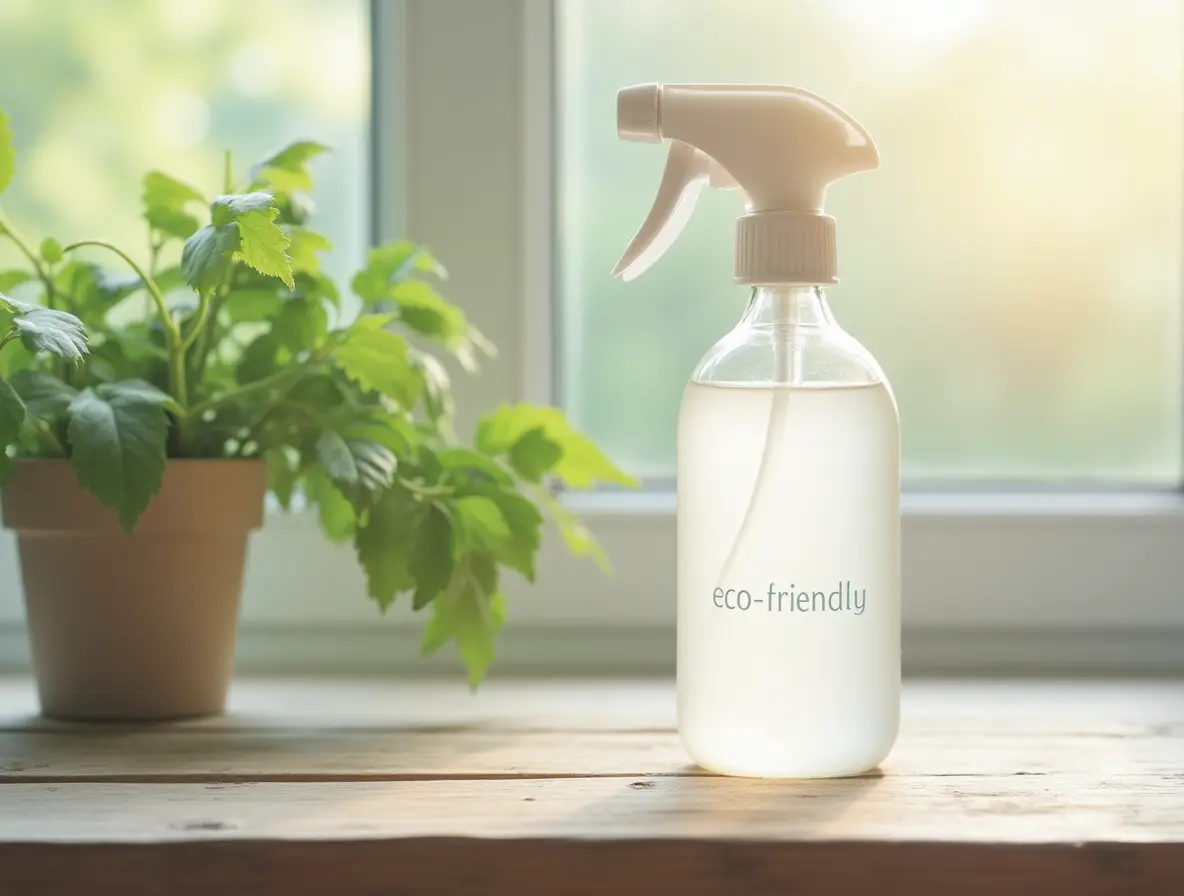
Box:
[0,0,369,286]
[557,0,1182,485]
[1,1,1180,676]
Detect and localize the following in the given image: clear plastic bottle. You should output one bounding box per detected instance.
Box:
[612,83,900,777]
[676,284,900,778]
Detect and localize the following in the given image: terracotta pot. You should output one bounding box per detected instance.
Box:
[1,459,265,721]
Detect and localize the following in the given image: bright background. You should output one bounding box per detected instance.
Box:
[0,0,369,289]
[558,0,1184,484]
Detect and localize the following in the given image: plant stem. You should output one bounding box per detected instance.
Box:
[223,149,233,193]
[0,331,18,353]
[181,287,215,353]
[186,349,325,421]
[62,239,187,407]
[0,207,56,309]
[398,478,454,498]
[28,417,66,456]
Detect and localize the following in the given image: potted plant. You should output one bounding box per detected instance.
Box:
[0,111,632,720]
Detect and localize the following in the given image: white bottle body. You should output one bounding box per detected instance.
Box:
[676,292,901,778]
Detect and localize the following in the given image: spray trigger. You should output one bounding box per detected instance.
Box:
[611,141,736,281]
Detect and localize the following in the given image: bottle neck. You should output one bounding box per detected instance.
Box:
[738,285,836,330]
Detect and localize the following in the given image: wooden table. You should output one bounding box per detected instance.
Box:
[0,677,1181,894]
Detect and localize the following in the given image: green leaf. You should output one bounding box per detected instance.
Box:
[436,447,514,486]
[351,241,447,303]
[273,297,326,353]
[0,296,88,362]
[334,316,423,409]
[265,446,299,511]
[454,495,510,551]
[223,288,280,322]
[303,466,356,543]
[354,488,422,609]
[421,565,506,687]
[8,370,76,421]
[236,333,281,384]
[0,376,26,450]
[142,171,205,239]
[0,110,14,196]
[66,383,169,531]
[287,229,332,275]
[235,209,294,290]
[0,271,31,292]
[39,237,62,265]
[153,265,186,295]
[414,351,453,423]
[251,141,330,193]
[476,403,635,489]
[461,484,542,582]
[181,224,239,294]
[315,430,397,494]
[508,426,562,482]
[100,378,180,413]
[409,503,455,610]
[211,191,276,226]
[536,485,610,574]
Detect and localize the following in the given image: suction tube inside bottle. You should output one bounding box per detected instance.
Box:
[715,288,798,589]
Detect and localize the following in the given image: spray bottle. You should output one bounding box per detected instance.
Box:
[614,84,900,778]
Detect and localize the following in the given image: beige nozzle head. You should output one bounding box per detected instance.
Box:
[617,83,661,142]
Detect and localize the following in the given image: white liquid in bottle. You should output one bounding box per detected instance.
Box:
[677,381,900,778]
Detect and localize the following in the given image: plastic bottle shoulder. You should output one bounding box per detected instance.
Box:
[691,322,889,389]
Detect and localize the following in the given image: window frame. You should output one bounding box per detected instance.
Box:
[2,0,1181,677]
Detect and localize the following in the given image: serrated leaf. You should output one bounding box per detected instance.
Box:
[414,350,453,423]
[454,495,510,551]
[315,430,397,494]
[351,241,447,303]
[251,141,330,193]
[181,224,239,294]
[508,426,562,482]
[142,171,205,239]
[355,488,422,609]
[211,191,275,226]
[462,483,542,582]
[303,466,357,543]
[334,316,423,409]
[8,370,76,421]
[287,229,332,275]
[409,503,455,610]
[477,403,635,489]
[264,446,299,511]
[436,447,514,486]
[0,296,88,362]
[535,484,610,574]
[420,564,506,687]
[66,385,169,531]
[0,376,26,450]
[39,237,62,265]
[235,209,294,290]
[0,110,14,196]
[100,378,180,413]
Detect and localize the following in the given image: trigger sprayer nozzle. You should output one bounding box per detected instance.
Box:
[611,83,878,285]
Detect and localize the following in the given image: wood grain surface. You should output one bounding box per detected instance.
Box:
[0,677,1181,895]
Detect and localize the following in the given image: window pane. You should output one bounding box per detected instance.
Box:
[558,0,1182,484]
[0,0,368,287]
